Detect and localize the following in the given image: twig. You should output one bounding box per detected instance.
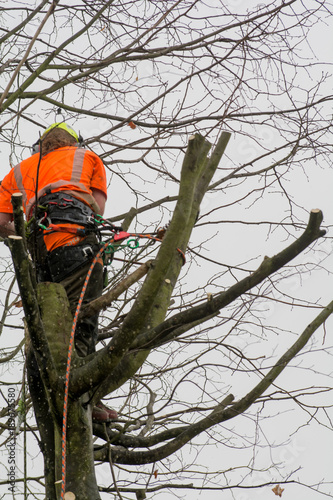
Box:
[104,424,124,500]
[0,1,60,109]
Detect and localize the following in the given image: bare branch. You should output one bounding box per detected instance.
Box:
[79,260,153,319]
[132,210,326,349]
[0,0,60,109]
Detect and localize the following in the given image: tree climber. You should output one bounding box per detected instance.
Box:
[0,122,117,423]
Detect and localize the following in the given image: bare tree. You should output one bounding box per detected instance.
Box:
[0,1,332,499]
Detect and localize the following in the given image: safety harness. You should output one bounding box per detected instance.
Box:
[29,192,106,282]
[29,191,186,284]
[34,191,98,232]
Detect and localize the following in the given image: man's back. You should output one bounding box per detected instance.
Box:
[0,146,106,218]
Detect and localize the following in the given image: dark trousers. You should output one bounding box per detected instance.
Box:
[59,259,104,356]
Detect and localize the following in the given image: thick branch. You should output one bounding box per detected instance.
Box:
[131,209,325,349]
[223,298,333,419]
[94,395,234,465]
[96,296,333,465]
[91,349,150,403]
[94,423,190,449]
[11,193,26,240]
[71,133,231,396]
[93,401,228,449]
[116,134,211,333]
[11,193,37,290]
[117,132,231,335]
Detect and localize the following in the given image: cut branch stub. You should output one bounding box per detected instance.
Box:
[11,192,37,290]
[11,192,26,242]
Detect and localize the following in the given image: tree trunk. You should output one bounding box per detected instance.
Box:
[54,402,100,499]
[37,281,101,499]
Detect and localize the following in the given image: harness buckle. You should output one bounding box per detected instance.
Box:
[86,215,96,226]
[81,245,94,259]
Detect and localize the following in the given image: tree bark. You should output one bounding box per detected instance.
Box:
[38,282,101,499]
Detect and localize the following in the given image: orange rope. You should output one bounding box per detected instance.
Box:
[60,241,109,499]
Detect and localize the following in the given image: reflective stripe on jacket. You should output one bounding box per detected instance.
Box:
[0,146,107,217]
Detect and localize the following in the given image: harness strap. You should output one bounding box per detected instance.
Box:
[34,192,98,230]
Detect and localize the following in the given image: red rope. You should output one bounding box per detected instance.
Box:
[42,225,186,265]
[114,231,186,265]
[60,241,109,499]
[59,231,185,496]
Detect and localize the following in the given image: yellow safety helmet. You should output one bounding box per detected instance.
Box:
[41,122,79,142]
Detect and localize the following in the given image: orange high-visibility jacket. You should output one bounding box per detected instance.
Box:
[0,146,107,251]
